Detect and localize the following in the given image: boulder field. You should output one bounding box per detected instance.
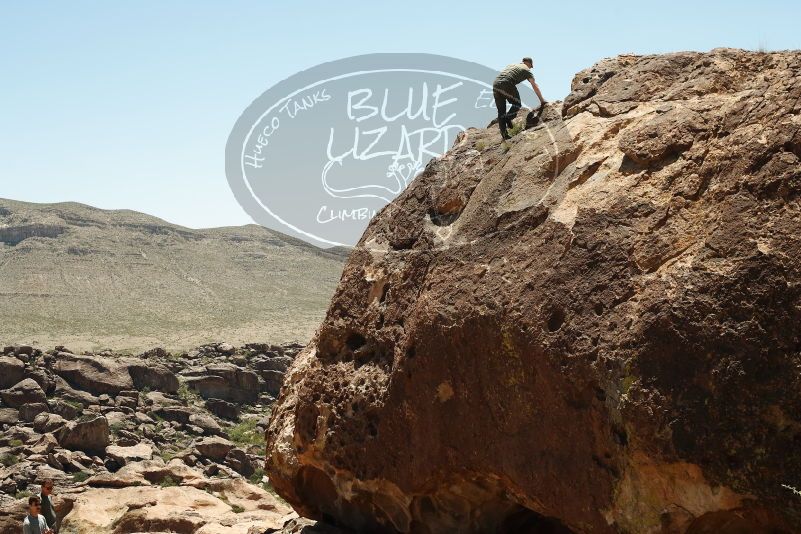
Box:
[0,342,303,533]
[265,49,801,533]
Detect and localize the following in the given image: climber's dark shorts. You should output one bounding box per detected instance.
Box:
[493,83,522,122]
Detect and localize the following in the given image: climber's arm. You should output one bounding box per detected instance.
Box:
[529,78,546,107]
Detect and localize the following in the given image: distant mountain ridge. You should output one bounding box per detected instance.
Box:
[0,198,347,352]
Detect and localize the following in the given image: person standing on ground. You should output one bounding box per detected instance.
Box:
[493,57,546,139]
[39,478,58,533]
[22,495,54,534]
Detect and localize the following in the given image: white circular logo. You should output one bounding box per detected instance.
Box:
[226,54,538,247]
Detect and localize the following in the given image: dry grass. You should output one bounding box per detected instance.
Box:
[0,199,346,351]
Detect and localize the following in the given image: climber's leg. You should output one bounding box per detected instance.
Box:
[493,86,511,139]
[505,85,522,130]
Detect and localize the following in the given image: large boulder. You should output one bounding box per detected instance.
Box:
[86,469,148,489]
[204,398,239,421]
[183,364,260,403]
[60,484,291,533]
[253,354,293,373]
[56,415,109,455]
[53,353,133,395]
[143,390,183,408]
[53,376,99,407]
[266,50,801,533]
[0,498,27,534]
[224,447,254,477]
[28,433,58,455]
[0,356,25,389]
[150,406,192,424]
[48,399,82,420]
[0,408,18,425]
[52,352,178,396]
[18,402,48,422]
[119,458,207,486]
[194,436,234,461]
[23,367,55,394]
[127,362,179,393]
[0,378,46,408]
[105,443,154,465]
[259,369,285,397]
[33,412,67,433]
[188,412,222,435]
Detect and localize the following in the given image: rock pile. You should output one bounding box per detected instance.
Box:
[0,341,302,533]
[266,49,801,533]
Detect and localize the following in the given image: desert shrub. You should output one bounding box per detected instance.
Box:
[72,471,90,483]
[249,467,265,485]
[64,399,84,412]
[159,475,178,487]
[160,448,178,462]
[228,418,261,447]
[177,382,199,403]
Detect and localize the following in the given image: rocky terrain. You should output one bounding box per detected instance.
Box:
[0,342,308,533]
[265,49,801,533]
[0,199,346,353]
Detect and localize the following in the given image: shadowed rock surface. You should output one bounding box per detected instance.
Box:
[266,49,801,533]
[0,199,346,352]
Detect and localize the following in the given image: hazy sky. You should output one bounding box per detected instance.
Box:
[2,1,799,230]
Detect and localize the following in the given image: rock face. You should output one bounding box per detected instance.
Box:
[266,49,801,533]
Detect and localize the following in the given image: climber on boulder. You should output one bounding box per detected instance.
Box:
[493,57,546,139]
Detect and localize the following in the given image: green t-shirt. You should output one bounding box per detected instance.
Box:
[40,494,57,529]
[494,63,534,87]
